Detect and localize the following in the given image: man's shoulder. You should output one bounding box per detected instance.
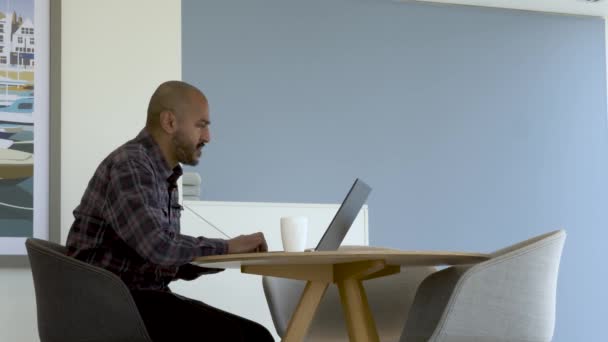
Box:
[102,136,154,171]
[115,139,149,161]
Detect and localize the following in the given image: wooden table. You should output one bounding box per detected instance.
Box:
[193,250,489,342]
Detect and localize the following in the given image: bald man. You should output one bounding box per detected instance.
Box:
[66,81,274,341]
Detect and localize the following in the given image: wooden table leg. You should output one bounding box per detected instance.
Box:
[283,281,329,342]
[337,278,380,342]
[242,261,398,341]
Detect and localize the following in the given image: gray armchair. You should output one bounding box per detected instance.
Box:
[400,230,566,342]
[25,238,152,342]
[263,246,436,341]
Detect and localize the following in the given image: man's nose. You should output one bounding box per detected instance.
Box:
[202,129,210,143]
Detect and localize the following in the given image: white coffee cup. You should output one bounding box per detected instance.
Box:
[280,216,308,252]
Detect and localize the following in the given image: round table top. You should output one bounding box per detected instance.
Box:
[192,248,490,269]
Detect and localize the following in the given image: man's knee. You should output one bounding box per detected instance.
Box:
[251,323,274,342]
[241,320,274,342]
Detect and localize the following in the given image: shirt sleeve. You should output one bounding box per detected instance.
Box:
[104,156,228,266]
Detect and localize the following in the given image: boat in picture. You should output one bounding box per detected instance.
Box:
[0,97,34,125]
[0,149,33,180]
[0,126,22,139]
[0,138,33,180]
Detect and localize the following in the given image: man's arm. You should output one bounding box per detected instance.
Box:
[174,232,270,281]
[104,158,228,266]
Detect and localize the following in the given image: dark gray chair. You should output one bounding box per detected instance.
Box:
[25,238,152,342]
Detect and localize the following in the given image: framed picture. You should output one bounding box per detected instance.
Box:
[0,0,50,255]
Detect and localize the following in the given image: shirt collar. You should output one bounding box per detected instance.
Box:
[135,129,183,187]
[167,165,183,191]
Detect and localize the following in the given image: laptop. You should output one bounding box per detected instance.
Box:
[313,178,372,251]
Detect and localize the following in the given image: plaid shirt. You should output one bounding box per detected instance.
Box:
[66,129,228,290]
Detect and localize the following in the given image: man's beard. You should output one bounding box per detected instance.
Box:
[172,134,202,166]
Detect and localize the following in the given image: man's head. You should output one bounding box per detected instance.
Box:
[146,81,210,167]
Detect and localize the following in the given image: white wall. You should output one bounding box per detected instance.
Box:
[0,269,40,342]
[0,1,181,341]
[60,0,182,240]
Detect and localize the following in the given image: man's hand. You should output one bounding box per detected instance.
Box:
[227,232,268,254]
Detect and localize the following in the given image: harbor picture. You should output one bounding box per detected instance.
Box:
[0,0,35,238]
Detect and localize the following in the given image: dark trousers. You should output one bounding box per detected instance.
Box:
[131,290,275,342]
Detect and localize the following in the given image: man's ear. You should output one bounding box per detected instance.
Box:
[159,110,178,134]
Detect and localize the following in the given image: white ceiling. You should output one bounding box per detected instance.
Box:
[409,0,608,17]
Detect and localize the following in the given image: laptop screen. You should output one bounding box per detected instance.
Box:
[315,179,372,251]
